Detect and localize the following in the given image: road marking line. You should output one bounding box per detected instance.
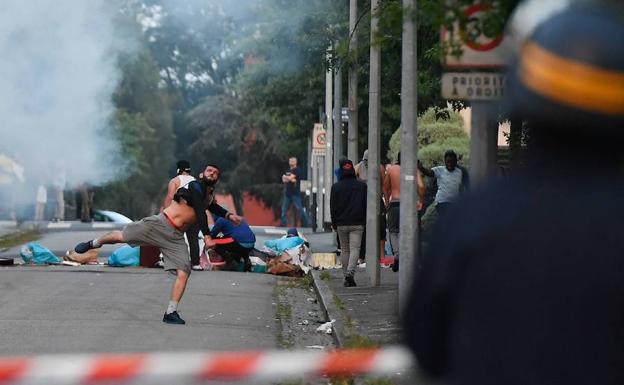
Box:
[47,223,71,229]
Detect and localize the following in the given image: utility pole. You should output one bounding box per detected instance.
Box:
[470,102,499,186]
[347,0,359,162]
[324,48,333,225]
[399,0,418,313]
[333,62,344,163]
[366,0,381,287]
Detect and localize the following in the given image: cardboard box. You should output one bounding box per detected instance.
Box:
[311,253,336,269]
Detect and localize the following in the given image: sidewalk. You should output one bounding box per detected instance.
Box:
[313,267,402,347]
[305,231,403,348]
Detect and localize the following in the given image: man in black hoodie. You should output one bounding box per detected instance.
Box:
[330,159,367,287]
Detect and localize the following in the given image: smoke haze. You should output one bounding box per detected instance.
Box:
[0,0,125,201]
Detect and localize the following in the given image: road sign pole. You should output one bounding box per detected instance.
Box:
[333,63,344,163]
[399,0,418,314]
[347,0,359,162]
[469,101,499,186]
[324,48,333,226]
[316,155,324,232]
[366,0,381,287]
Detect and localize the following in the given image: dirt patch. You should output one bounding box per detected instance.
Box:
[274,275,335,351]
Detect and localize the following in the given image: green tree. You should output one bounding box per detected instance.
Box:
[97,50,174,218]
[186,0,345,213]
[388,107,469,167]
[387,107,469,233]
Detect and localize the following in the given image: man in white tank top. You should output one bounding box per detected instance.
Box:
[162,160,201,270]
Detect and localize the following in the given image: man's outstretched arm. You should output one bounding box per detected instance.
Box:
[207,201,242,225]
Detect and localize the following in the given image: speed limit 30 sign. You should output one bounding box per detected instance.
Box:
[442,3,511,69]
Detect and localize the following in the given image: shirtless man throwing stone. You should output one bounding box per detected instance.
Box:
[74,164,242,325]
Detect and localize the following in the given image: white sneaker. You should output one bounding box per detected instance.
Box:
[191,264,203,271]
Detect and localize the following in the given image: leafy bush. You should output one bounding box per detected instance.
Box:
[387,107,469,167]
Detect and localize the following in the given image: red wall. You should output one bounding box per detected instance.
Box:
[241,192,279,226]
[209,192,278,226]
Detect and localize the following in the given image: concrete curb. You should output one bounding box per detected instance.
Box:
[311,270,346,348]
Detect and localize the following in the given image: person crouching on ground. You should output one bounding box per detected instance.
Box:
[207,214,256,271]
[74,164,242,325]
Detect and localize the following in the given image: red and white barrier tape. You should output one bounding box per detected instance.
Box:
[0,346,414,384]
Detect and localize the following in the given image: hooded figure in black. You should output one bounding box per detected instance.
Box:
[330,159,367,287]
[403,4,624,385]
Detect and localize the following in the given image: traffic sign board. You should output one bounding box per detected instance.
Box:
[442,3,511,69]
[441,72,506,100]
[312,123,326,152]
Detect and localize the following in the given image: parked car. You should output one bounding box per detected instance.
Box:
[93,210,132,224]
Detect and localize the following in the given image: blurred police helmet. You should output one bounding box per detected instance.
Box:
[505,2,624,138]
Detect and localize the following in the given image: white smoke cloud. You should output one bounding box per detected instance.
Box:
[0,0,126,195]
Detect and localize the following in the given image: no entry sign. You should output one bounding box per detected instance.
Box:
[312,123,326,155]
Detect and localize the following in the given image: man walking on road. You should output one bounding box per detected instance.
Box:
[162,160,202,271]
[74,164,242,325]
[280,156,310,227]
[331,159,367,287]
[383,152,425,272]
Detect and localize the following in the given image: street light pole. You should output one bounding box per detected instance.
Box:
[333,62,344,163]
[366,0,381,287]
[324,48,333,226]
[347,0,359,162]
[399,0,418,313]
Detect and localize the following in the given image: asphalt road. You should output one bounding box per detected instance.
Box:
[0,268,279,355]
[0,229,313,356]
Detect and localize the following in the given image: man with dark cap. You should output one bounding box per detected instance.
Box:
[74,164,242,325]
[330,159,367,287]
[404,3,624,385]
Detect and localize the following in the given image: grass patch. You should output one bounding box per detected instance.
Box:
[276,333,294,349]
[343,334,377,349]
[364,379,395,385]
[300,272,314,288]
[279,274,314,290]
[276,303,292,319]
[273,280,294,349]
[0,230,41,250]
[319,270,331,281]
[273,284,292,319]
[333,293,346,310]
